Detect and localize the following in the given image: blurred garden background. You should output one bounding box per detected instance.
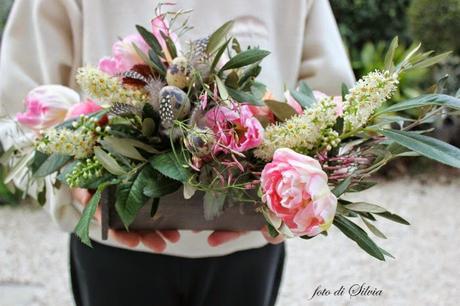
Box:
[1,1,459,305]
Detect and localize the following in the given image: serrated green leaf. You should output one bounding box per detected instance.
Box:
[75,181,116,247]
[203,191,226,220]
[34,154,70,178]
[264,100,297,122]
[150,151,191,182]
[207,20,234,54]
[115,166,153,228]
[333,215,385,261]
[220,49,270,71]
[381,129,460,168]
[143,173,182,198]
[94,146,126,176]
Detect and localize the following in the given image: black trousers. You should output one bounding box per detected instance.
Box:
[70,234,285,306]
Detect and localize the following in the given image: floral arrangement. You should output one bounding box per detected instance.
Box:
[2,7,460,261]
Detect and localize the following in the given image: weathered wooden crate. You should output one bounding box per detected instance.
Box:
[100,187,266,240]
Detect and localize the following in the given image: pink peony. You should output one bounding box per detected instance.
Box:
[284,90,343,116]
[65,100,103,120]
[16,85,79,131]
[206,103,264,153]
[261,148,337,236]
[98,34,150,75]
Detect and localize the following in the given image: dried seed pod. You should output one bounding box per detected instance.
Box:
[184,127,215,158]
[159,86,191,128]
[166,56,192,88]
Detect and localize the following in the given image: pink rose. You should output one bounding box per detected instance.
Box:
[98,34,150,75]
[16,85,79,131]
[65,100,103,120]
[261,148,337,236]
[206,103,264,153]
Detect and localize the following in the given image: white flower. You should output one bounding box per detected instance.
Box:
[254,96,340,160]
[343,70,399,131]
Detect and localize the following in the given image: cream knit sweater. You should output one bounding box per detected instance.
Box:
[0,0,354,257]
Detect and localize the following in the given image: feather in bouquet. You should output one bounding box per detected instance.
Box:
[3,7,460,260]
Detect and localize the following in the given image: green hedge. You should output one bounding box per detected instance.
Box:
[331,0,412,50]
[408,0,460,54]
[0,0,14,36]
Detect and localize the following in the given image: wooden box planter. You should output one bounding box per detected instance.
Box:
[100,187,266,240]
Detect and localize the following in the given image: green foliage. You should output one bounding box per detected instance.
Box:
[75,180,118,246]
[150,150,192,182]
[353,41,430,101]
[219,49,270,71]
[333,215,386,261]
[331,0,412,51]
[381,129,460,168]
[0,0,14,36]
[408,0,460,54]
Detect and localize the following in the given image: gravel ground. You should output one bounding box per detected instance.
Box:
[1,176,459,306]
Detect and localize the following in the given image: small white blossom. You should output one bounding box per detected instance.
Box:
[343,70,399,131]
[76,66,149,106]
[255,96,340,161]
[36,128,97,159]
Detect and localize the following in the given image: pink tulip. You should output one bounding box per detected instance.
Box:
[65,100,103,120]
[98,34,150,76]
[261,148,337,237]
[16,85,79,131]
[206,103,264,154]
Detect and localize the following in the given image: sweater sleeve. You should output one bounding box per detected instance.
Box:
[297,0,355,95]
[0,0,83,232]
